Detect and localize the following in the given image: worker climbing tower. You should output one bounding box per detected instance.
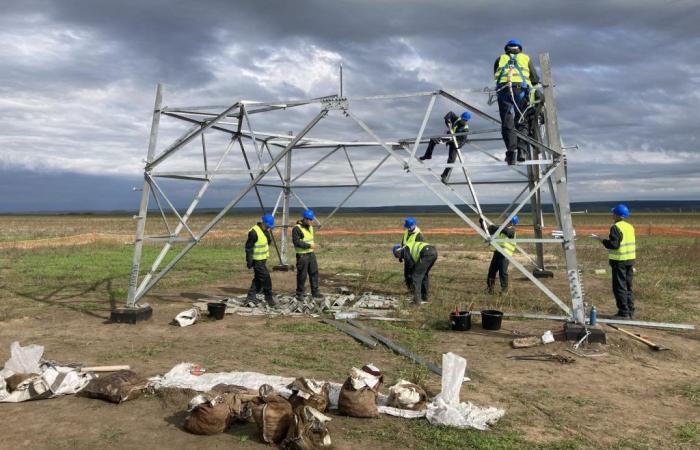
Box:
[114,54,586,325]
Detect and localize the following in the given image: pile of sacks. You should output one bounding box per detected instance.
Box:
[184,379,333,450]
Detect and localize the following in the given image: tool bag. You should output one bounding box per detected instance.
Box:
[337,365,382,418]
[387,380,428,411]
[184,394,232,435]
[287,378,331,413]
[281,406,333,450]
[79,370,146,403]
[252,384,294,443]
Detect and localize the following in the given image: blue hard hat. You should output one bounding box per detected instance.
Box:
[511,215,519,225]
[403,217,416,229]
[460,111,472,121]
[392,244,402,257]
[262,213,275,228]
[303,209,315,220]
[505,39,522,50]
[611,204,630,218]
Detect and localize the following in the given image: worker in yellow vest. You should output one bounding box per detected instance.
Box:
[592,204,636,318]
[393,240,437,304]
[494,39,540,165]
[400,217,424,293]
[418,111,471,183]
[245,213,276,306]
[481,215,518,294]
[293,209,322,300]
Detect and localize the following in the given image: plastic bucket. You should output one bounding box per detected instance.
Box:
[207,302,226,320]
[481,309,503,330]
[450,311,472,331]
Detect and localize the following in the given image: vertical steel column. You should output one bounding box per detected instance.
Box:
[279,132,293,266]
[528,107,547,273]
[540,53,585,324]
[127,83,163,307]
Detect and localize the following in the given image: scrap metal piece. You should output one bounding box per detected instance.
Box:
[506,353,575,364]
[321,319,378,348]
[347,319,442,376]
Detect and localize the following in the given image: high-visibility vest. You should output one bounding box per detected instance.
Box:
[294,224,314,254]
[490,228,516,256]
[494,53,532,86]
[402,226,422,247]
[408,241,429,263]
[608,220,636,261]
[250,225,269,260]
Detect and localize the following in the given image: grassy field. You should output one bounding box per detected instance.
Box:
[0,213,699,449]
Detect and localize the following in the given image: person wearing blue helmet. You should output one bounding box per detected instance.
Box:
[393,240,438,304]
[418,110,471,183]
[293,209,322,300]
[592,204,636,318]
[494,39,540,165]
[245,213,276,306]
[400,217,424,292]
[480,215,518,294]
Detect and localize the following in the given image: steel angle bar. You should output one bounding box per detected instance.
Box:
[127,84,163,307]
[465,140,528,177]
[272,190,283,216]
[291,146,341,182]
[150,174,208,182]
[148,102,240,169]
[322,153,391,227]
[410,94,437,159]
[257,183,284,188]
[134,135,239,297]
[492,238,564,244]
[133,110,328,302]
[161,112,238,136]
[290,184,358,189]
[342,146,360,184]
[438,90,562,157]
[241,104,263,167]
[149,185,172,236]
[151,169,255,177]
[447,180,525,185]
[146,175,197,241]
[321,319,378,348]
[483,312,694,331]
[201,132,208,174]
[348,111,489,241]
[491,162,559,239]
[144,236,194,243]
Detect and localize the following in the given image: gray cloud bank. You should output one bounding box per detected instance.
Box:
[1,0,699,212]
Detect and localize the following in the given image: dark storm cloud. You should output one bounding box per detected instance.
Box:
[0,0,698,212]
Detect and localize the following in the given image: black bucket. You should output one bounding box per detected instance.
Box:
[481,309,504,330]
[207,302,226,320]
[450,311,472,331]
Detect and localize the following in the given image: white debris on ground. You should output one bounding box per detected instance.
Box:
[191,291,400,319]
[0,342,93,403]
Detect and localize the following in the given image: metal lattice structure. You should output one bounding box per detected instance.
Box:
[125,53,589,324]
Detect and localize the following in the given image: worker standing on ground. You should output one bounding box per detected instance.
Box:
[592,204,636,318]
[494,39,540,165]
[393,240,438,304]
[481,216,518,294]
[400,217,424,293]
[245,213,276,307]
[293,209,323,300]
[419,111,471,183]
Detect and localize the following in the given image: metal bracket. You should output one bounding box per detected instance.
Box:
[320,95,349,110]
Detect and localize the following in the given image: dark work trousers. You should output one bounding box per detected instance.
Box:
[296,252,319,296]
[497,85,530,161]
[247,260,272,299]
[422,139,458,180]
[403,258,413,293]
[610,261,634,315]
[411,246,438,303]
[487,252,509,292]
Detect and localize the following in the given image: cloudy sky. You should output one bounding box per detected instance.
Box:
[0,0,698,213]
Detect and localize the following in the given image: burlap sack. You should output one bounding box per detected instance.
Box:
[252,384,294,443]
[337,378,379,418]
[287,378,331,413]
[281,406,333,450]
[79,370,146,403]
[387,380,428,411]
[184,396,232,435]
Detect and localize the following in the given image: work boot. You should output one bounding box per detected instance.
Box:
[613,311,630,319]
[486,278,496,294]
[419,155,430,161]
[312,291,324,300]
[505,151,515,165]
[516,147,528,162]
[265,295,277,307]
[295,293,305,301]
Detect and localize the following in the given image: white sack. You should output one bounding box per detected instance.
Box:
[3,341,44,375]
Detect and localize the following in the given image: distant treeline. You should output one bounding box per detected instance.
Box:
[4,200,699,216]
